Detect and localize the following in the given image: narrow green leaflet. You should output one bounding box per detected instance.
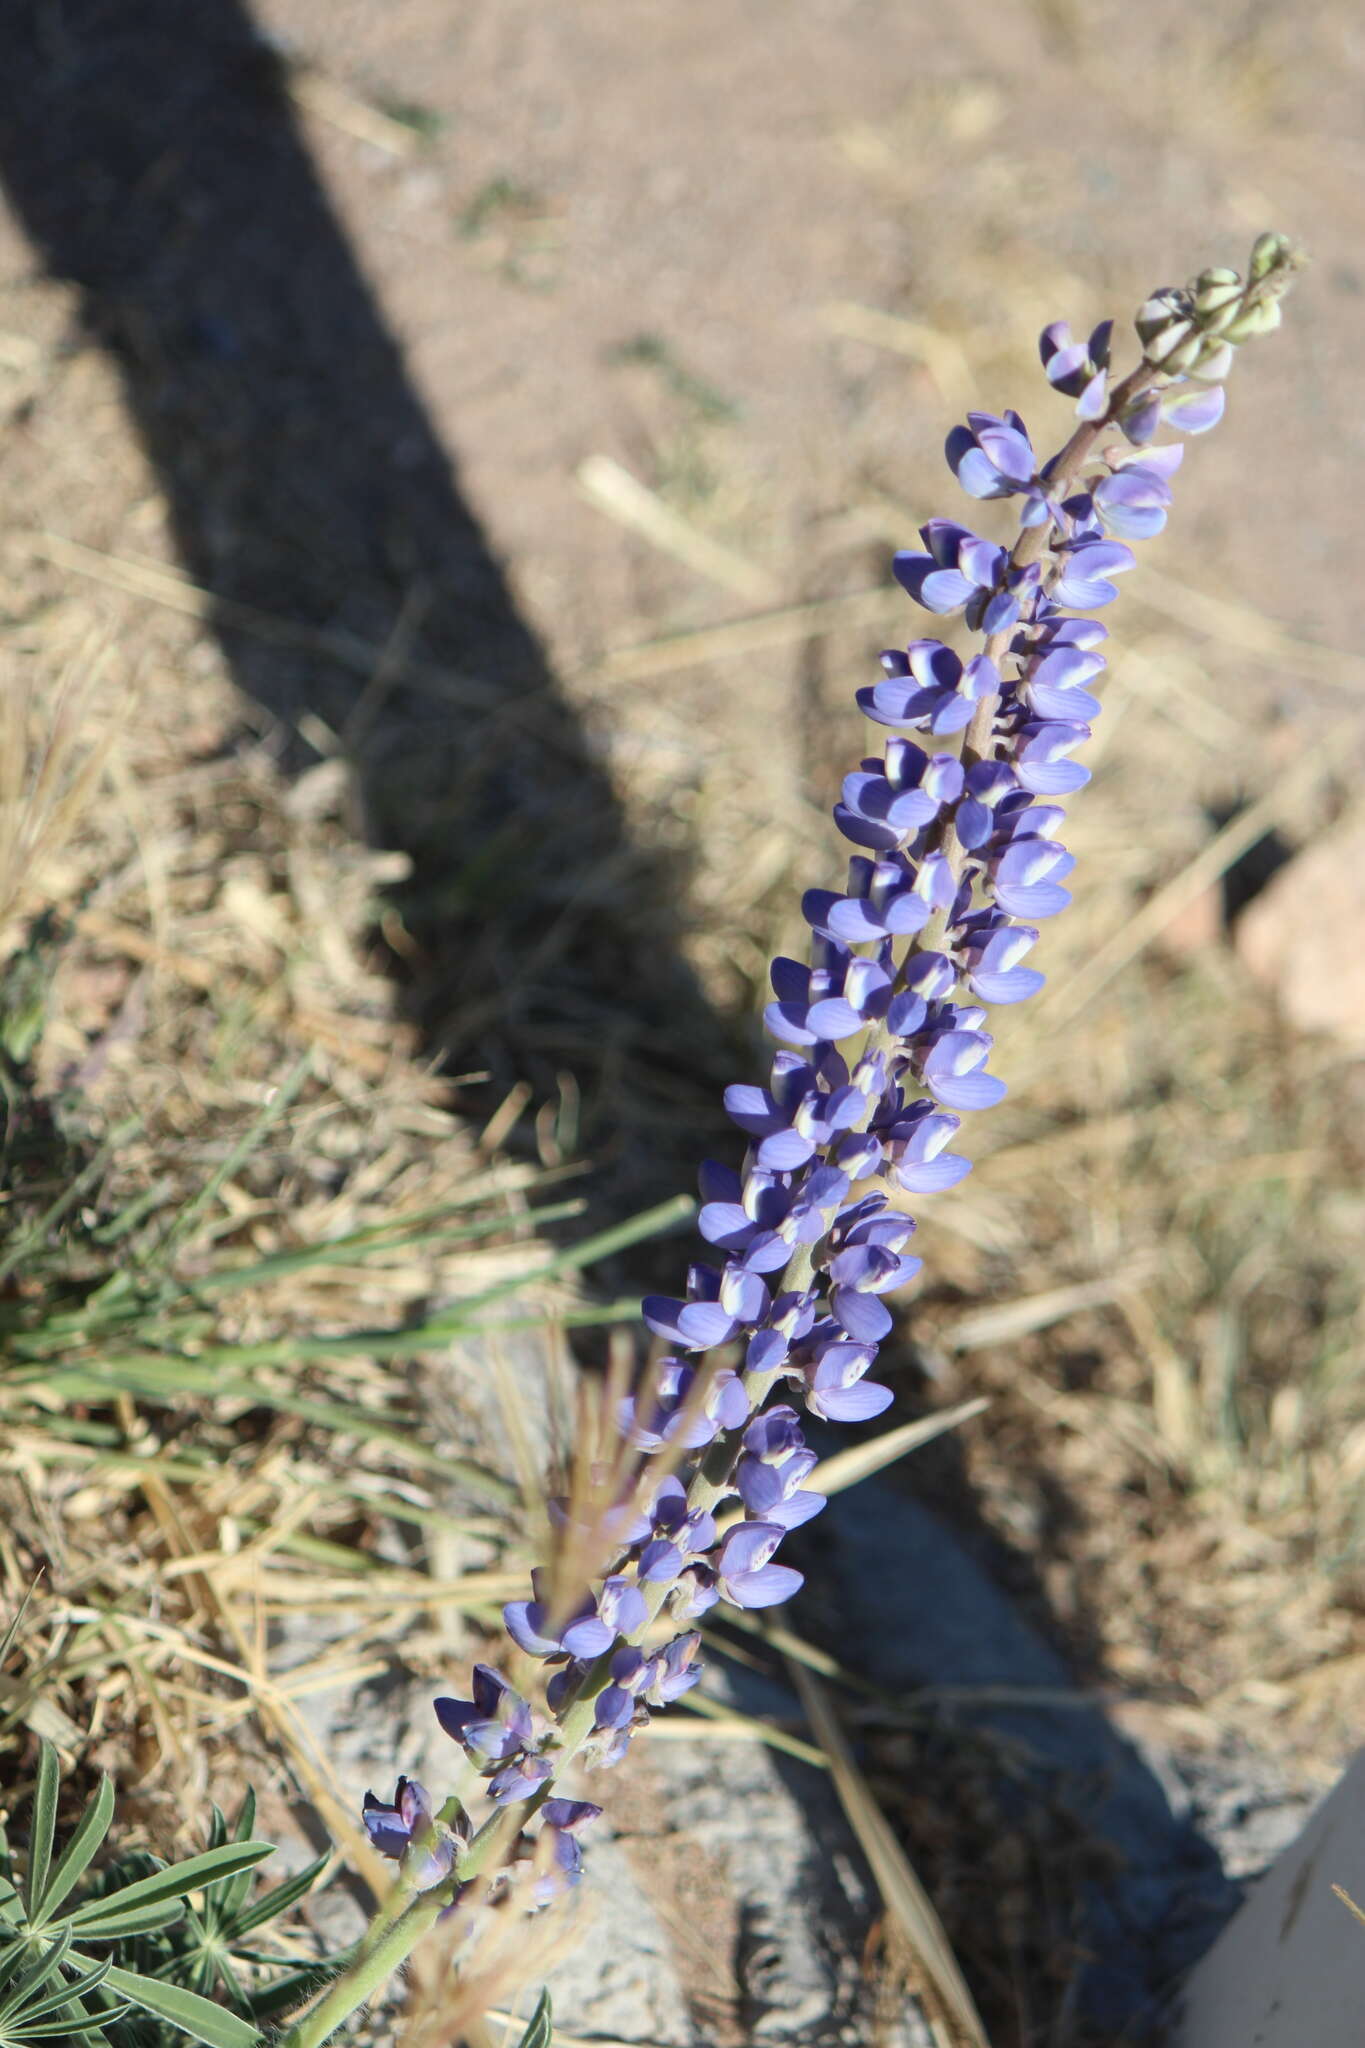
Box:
[21,1741,60,1919]
[226,1853,330,1940]
[28,1773,114,1926]
[98,1963,262,2048]
[61,1840,276,1938]
[514,1987,554,2048]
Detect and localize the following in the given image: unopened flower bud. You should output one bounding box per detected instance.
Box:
[1143,317,1195,366]
[1194,278,1244,324]
[1222,298,1283,344]
[1189,339,1234,383]
[1249,231,1293,282]
[1135,290,1185,345]
[1162,333,1206,375]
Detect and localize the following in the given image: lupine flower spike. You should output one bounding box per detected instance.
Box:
[276,234,1301,2048]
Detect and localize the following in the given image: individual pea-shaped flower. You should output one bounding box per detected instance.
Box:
[696,1161,792,1268]
[826,1218,922,1342]
[503,1569,647,1661]
[645,1255,774,1348]
[643,1630,704,1705]
[538,1798,603,1889]
[989,829,1075,920]
[1016,641,1106,722]
[804,1339,893,1422]
[1012,722,1092,797]
[362,1778,459,1889]
[1038,317,1113,419]
[715,1520,805,1608]
[835,742,966,850]
[961,917,1045,1004]
[764,943,894,1044]
[1051,536,1135,610]
[879,1100,972,1194]
[434,1664,537,1765]
[858,640,999,737]
[619,1358,746,1451]
[636,1477,718,1583]
[736,1409,827,1528]
[895,523,1035,633]
[488,1753,555,1804]
[946,408,1036,496]
[917,1026,1007,1113]
[1089,443,1182,539]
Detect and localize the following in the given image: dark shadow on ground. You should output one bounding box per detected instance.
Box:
[0,0,740,1238]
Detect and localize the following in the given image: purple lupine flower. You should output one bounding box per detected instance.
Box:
[538,1798,603,1889]
[858,640,1000,737]
[434,1665,535,1763]
[503,1570,647,1660]
[715,1521,805,1608]
[362,1779,458,1889]
[1039,317,1113,419]
[359,239,1296,1927]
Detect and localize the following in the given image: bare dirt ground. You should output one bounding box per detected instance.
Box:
[2,1,1363,2042]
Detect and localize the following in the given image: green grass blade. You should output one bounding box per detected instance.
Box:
[0,1579,39,1667]
[98,1963,261,2048]
[23,1739,60,1918]
[151,1055,312,1267]
[0,1118,142,1288]
[31,1773,115,1926]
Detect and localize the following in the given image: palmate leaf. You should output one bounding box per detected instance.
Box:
[60,1840,276,1941]
[0,1927,124,2041]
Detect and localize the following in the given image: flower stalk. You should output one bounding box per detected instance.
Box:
[288,234,1300,2047]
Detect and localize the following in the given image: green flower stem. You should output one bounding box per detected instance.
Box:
[276,1868,434,2048]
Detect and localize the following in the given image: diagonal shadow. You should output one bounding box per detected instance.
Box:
[0,0,739,1227]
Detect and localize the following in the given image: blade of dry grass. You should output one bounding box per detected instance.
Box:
[810,1398,990,1496]
[575,454,781,604]
[585,584,890,685]
[783,1653,993,2048]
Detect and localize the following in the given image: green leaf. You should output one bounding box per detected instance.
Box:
[213,1794,259,1920]
[67,1894,187,1938]
[99,1963,262,2047]
[30,1774,114,1927]
[62,1841,276,1936]
[6,1952,113,2027]
[23,1741,60,1918]
[226,1853,329,1940]
[514,1987,553,2048]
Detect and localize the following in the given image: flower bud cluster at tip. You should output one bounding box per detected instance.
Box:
[362,235,1298,1904]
